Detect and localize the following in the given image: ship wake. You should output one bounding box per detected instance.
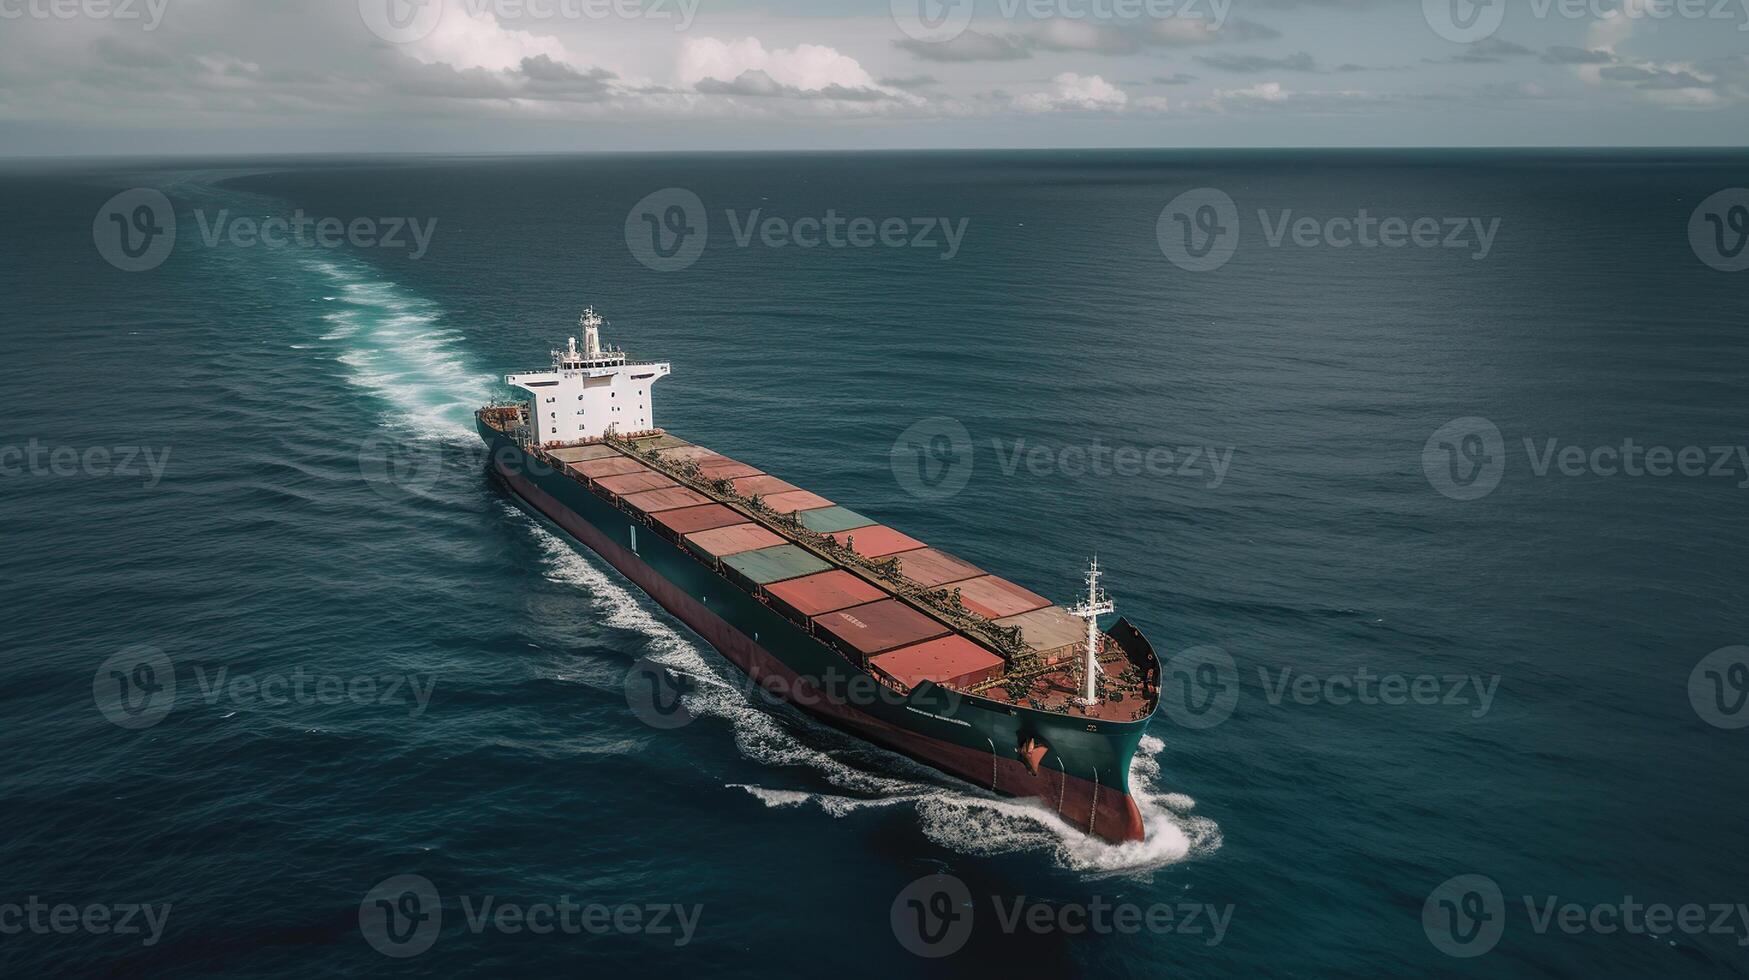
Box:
[517,505,1222,877]
[304,258,494,439]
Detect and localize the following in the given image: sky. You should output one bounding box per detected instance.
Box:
[1,0,1746,154]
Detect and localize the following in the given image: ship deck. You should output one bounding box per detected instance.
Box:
[480,408,1157,723]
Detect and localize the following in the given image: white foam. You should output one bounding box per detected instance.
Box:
[514,505,1222,875]
[299,257,492,438]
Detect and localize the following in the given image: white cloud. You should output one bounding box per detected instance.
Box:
[1016,72,1128,111]
[1219,81,1288,102]
[678,36,881,93]
[404,1,569,73]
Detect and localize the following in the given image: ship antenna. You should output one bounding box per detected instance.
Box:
[1068,556,1115,707]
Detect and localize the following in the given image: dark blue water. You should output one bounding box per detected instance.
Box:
[3,150,1747,977]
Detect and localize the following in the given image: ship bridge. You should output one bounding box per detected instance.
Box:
[505,308,671,445]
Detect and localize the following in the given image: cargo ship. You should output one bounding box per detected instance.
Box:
[477,310,1161,842]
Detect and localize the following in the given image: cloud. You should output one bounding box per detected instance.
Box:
[694,69,891,102]
[895,30,1032,62]
[1138,16,1281,45]
[1554,10,1744,107]
[1451,37,1535,64]
[399,1,568,73]
[1197,81,1291,111]
[1196,51,1317,72]
[1153,73,1197,85]
[894,16,1280,62]
[1029,20,1138,54]
[878,74,939,90]
[1015,72,1128,111]
[1542,46,1615,65]
[678,37,883,94]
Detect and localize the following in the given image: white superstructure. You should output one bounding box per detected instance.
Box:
[505,308,671,445]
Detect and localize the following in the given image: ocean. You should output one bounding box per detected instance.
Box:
[2,149,1746,977]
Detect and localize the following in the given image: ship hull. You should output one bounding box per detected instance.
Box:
[480,423,1151,843]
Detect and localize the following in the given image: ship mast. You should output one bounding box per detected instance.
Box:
[580,307,604,359]
[1068,557,1115,706]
